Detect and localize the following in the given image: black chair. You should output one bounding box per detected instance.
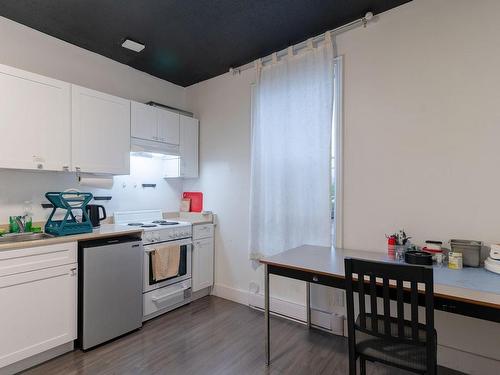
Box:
[344,258,437,375]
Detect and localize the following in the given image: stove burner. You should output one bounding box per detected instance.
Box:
[127,223,144,226]
[141,224,157,228]
[151,220,180,226]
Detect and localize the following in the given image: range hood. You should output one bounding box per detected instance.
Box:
[131,137,180,156]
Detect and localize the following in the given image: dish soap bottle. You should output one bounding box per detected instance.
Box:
[23,200,33,232]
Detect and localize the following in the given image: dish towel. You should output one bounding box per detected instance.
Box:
[152,244,181,281]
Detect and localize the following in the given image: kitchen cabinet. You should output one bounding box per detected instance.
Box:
[0,242,77,369]
[163,115,199,178]
[158,109,180,145]
[192,224,214,292]
[131,101,158,141]
[72,85,131,175]
[0,63,71,172]
[179,115,199,178]
[131,102,180,145]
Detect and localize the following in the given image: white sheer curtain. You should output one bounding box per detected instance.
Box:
[249,42,334,259]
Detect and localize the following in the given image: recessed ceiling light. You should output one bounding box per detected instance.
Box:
[121,38,145,52]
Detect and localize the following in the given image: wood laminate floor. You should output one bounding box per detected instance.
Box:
[23,296,463,375]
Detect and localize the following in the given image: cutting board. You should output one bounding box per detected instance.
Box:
[182,192,203,212]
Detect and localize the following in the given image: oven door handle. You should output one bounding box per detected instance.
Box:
[144,239,192,252]
[152,286,190,303]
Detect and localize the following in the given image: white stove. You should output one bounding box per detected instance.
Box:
[114,210,192,245]
[114,210,193,321]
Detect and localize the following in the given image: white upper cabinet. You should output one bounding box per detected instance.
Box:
[180,115,199,178]
[0,64,71,172]
[131,102,180,145]
[157,109,180,145]
[131,101,158,141]
[72,85,131,175]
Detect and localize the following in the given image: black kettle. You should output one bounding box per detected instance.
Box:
[85,204,107,228]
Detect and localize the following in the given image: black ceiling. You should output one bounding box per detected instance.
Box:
[0,0,411,87]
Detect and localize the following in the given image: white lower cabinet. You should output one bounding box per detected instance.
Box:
[192,224,214,292]
[0,242,77,369]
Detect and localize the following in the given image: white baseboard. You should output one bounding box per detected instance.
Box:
[212,283,339,333]
[438,345,499,375]
[0,342,73,375]
[212,283,249,305]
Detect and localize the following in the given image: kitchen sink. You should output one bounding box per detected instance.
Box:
[0,232,54,243]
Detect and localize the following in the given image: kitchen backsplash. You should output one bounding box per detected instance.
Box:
[0,155,182,223]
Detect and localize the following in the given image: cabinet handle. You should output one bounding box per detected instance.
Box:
[37,163,44,170]
[62,165,69,171]
[75,167,81,172]
[70,267,77,276]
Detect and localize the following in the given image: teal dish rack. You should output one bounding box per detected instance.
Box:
[45,191,94,236]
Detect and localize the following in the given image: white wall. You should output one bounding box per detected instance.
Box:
[0,16,186,221]
[337,0,500,251]
[0,16,186,108]
[0,156,182,223]
[185,0,500,372]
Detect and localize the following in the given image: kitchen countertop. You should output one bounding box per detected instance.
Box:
[0,224,143,252]
[164,212,214,225]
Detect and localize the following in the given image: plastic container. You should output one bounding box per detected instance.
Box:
[450,239,482,267]
[448,252,463,270]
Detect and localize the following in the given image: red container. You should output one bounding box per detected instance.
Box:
[183,192,203,212]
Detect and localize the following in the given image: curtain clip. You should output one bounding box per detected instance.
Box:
[271,52,278,64]
[307,38,314,51]
[325,31,332,44]
[254,58,262,69]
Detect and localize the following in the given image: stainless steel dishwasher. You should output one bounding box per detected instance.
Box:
[78,235,143,350]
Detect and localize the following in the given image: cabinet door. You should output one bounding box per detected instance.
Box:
[131,101,158,141]
[192,237,214,292]
[157,108,180,145]
[0,263,77,368]
[179,115,199,178]
[72,85,131,174]
[0,64,71,171]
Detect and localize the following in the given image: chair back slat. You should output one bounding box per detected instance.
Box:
[344,258,434,346]
[382,278,391,336]
[396,279,405,338]
[369,274,378,334]
[411,281,419,341]
[358,272,366,329]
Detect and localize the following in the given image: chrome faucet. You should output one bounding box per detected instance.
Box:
[14,215,27,233]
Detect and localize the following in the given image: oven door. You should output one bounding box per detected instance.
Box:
[143,238,192,293]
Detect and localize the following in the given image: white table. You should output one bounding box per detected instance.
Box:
[260,245,500,365]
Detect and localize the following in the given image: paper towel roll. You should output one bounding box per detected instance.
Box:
[78,175,113,189]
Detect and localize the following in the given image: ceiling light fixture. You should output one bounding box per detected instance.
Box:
[121,38,145,52]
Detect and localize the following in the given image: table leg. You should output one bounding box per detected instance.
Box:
[265,264,270,366]
[306,281,311,328]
